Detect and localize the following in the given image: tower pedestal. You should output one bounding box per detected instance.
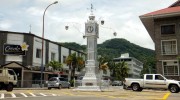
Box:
[75,60,101,91]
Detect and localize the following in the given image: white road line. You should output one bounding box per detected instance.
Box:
[20,93,28,97]
[11,93,16,98]
[52,94,57,96]
[40,93,47,96]
[29,93,36,97]
[0,93,4,99]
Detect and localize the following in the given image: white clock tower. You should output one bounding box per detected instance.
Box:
[76,4,101,91]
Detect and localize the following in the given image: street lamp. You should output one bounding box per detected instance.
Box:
[40,1,58,88]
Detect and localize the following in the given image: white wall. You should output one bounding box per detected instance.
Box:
[33,37,45,67]
[6,33,24,62]
[61,46,69,69]
[48,42,59,62]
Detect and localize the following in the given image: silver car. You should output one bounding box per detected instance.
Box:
[47,77,70,89]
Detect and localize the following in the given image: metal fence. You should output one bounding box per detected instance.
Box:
[16,79,111,89]
[16,80,48,88]
[74,79,111,91]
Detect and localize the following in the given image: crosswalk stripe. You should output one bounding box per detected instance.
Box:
[20,93,28,97]
[40,93,47,96]
[0,93,4,99]
[52,94,57,96]
[29,93,36,97]
[11,93,16,98]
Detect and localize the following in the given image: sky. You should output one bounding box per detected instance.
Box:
[0,0,178,50]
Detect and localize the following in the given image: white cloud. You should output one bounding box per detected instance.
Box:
[0,0,178,50]
[0,20,12,29]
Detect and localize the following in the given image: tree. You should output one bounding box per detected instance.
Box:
[98,56,109,71]
[114,61,129,81]
[46,61,63,71]
[66,53,85,81]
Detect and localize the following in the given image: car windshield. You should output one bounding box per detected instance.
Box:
[49,78,57,81]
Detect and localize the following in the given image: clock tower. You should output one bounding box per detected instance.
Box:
[76,4,101,91]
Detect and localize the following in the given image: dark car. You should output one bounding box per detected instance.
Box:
[47,77,70,89]
[112,81,122,86]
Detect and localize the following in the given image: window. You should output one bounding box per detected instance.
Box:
[161,24,175,34]
[161,40,177,55]
[155,75,164,80]
[36,49,41,58]
[146,75,153,80]
[51,52,56,61]
[63,56,66,63]
[163,60,179,76]
[8,70,15,75]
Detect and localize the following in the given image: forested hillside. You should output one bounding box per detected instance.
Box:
[60,38,156,73]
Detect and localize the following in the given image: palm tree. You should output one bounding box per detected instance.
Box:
[98,56,109,72]
[46,61,63,71]
[115,61,129,81]
[66,53,85,81]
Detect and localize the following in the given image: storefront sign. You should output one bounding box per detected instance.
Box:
[3,43,29,55]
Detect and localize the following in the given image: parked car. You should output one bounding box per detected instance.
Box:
[47,77,70,89]
[124,74,180,93]
[112,81,122,86]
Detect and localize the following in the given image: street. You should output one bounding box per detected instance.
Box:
[0,86,179,100]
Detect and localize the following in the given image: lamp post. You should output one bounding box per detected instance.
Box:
[40,1,58,88]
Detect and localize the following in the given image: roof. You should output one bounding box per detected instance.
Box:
[0,61,30,70]
[139,0,180,42]
[141,0,180,17]
[141,6,180,17]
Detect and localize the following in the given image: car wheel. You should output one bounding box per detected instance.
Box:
[6,84,13,92]
[132,83,140,91]
[48,87,51,90]
[58,85,62,89]
[169,85,179,93]
[68,85,71,89]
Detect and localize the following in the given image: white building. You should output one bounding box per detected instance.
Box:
[0,30,85,87]
[113,53,143,78]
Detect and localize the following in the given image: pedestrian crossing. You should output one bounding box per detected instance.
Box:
[0,92,58,99]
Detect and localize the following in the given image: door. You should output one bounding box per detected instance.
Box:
[154,75,167,89]
[144,75,155,88]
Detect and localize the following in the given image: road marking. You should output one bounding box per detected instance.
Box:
[0,93,4,99]
[29,93,36,97]
[163,92,170,100]
[62,92,75,96]
[11,93,16,98]
[40,93,47,96]
[20,93,28,97]
[52,94,57,96]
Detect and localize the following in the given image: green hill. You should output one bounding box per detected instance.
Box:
[98,38,155,62]
[61,38,155,61]
[60,38,156,73]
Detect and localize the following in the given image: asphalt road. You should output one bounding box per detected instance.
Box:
[0,86,179,100]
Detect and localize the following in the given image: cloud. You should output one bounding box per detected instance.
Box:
[0,0,178,50]
[0,20,12,29]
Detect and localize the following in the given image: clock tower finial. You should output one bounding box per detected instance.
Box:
[88,4,95,20]
[90,4,93,15]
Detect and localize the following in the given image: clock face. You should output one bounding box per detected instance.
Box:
[87,26,94,33]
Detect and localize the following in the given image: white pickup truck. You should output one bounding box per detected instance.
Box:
[123,74,180,93]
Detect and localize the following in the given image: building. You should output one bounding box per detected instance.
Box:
[140,1,180,80]
[113,53,143,78]
[0,30,85,87]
